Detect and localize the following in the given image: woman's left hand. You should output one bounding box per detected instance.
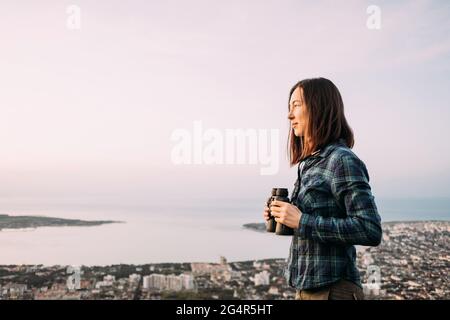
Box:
[270,200,302,229]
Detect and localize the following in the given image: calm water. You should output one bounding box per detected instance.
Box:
[0,198,449,266]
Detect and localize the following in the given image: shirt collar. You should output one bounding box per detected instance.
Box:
[310,138,347,159]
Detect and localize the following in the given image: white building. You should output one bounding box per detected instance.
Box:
[268,286,279,295]
[191,257,231,276]
[147,274,167,290]
[166,275,183,291]
[142,275,152,290]
[129,273,141,285]
[180,273,195,290]
[191,263,229,275]
[95,275,115,289]
[143,273,196,291]
[253,270,270,286]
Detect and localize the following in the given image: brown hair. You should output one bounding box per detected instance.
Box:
[287,77,354,166]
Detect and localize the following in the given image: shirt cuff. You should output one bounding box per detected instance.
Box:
[295,213,315,239]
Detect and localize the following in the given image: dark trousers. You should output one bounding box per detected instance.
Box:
[295,279,365,300]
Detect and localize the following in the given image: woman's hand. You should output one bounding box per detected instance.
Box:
[263,204,270,221]
[270,200,302,229]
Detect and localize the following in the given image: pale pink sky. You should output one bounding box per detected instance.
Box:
[0,0,449,205]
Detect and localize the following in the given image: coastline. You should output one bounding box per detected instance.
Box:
[243,220,450,233]
[0,220,448,299]
[0,214,123,232]
[0,217,448,266]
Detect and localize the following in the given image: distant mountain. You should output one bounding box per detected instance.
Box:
[242,222,266,232]
[0,214,122,231]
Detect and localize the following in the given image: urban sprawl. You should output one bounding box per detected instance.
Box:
[0,221,448,300]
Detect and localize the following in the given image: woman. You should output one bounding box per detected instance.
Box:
[263,78,382,300]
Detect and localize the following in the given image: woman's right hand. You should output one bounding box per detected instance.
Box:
[263,204,270,221]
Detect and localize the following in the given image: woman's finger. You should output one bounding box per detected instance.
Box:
[271,200,280,207]
[271,211,281,218]
[272,200,288,207]
[269,205,281,213]
[274,217,284,223]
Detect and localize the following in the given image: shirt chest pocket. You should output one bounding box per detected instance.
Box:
[295,177,331,214]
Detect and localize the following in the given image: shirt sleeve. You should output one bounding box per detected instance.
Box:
[295,153,382,246]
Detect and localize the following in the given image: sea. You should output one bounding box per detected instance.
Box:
[0,197,449,266]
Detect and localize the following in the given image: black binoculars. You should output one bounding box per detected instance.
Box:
[265,188,294,236]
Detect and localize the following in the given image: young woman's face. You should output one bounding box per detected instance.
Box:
[288,87,307,137]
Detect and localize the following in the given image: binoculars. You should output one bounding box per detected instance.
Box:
[265,188,294,236]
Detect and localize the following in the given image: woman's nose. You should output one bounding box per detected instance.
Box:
[288,112,294,120]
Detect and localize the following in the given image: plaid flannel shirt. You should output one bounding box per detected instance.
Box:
[285,138,382,290]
